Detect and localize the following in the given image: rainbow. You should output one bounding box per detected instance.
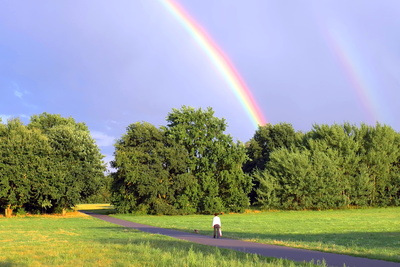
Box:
[160,0,267,127]
[325,27,380,125]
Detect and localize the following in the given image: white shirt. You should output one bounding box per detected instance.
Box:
[212,216,221,227]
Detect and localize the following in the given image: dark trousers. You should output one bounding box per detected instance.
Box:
[213,224,221,238]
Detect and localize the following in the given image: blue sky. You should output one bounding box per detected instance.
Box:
[1,1,399,168]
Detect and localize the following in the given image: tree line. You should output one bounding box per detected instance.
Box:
[110,106,400,214]
[247,122,400,210]
[0,113,105,216]
[1,107,399,216]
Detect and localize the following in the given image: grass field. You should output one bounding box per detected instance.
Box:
[0,206,323,267]
[113,207,400,263]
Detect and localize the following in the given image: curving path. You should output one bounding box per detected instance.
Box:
[83,212,400,267]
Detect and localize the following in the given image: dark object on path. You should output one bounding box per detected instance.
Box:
[193,229,200,234]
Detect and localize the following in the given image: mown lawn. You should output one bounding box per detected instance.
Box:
[113,207,400,263]
[0,210,322,267]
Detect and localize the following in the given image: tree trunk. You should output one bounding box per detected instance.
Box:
[62,208,67,216]
[5,205,13,217]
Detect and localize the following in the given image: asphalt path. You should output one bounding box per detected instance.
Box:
[83,212,400,267]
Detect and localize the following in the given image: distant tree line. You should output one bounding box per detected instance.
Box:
[2,107,399,216]
[0,113,105,216]
[112,107,400,214]
[111,106,400,214]
[246,123,400,210]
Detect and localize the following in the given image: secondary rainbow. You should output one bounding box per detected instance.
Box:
[324,26,380,125]
[160,0,267,127]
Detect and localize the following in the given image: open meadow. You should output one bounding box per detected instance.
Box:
[0,206,323,267]
[113,207,400,263]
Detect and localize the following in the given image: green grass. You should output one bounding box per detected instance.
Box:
[113,207,400,263]
[0,211,323,266]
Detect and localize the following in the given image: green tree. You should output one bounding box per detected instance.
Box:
[245,123,302,204]
[84,173,113,204]
[256,145,347,210]
[0,119,53,216]
[111,122,196,214]
[256,123,400,210]
[356,123,400,206]
[165,106,251,213]
[245,123,301,172]
[305,123,361,206]
[256,148,311,210]
[29,113,105,214]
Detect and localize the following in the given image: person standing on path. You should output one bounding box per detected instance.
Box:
[212,213,221,238]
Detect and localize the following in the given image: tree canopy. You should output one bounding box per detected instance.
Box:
[2,109,399,216]
[254,123,400,210]
[111,106,252,214]
[0,113,105,216]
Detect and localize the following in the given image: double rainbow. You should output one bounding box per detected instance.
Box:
[160,0,267,128]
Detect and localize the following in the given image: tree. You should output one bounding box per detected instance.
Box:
[245,123,302,203]
[165,106,251,213]
[256,123,400,210]
[28,113,105,214]
[256,145,348,210]
[356,123,400,206]
[245,123,301,173]
[256,148,312,210]
[0,119,53,216]
[305,123,361,206]
[111,122,196,214]
[84,173,112,204]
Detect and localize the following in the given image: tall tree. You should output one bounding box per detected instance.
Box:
[244,123,301,173]
[111,122,196,214]
[29,113,105,213]
[0,119,53,216]
[305,123,361,205]
[165,106,251,213]
[245,123,302,203]
[356,123,400,206]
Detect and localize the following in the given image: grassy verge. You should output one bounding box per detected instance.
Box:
[112,207,400,263]
[0,210,322,266]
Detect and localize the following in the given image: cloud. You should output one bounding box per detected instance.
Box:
[11,82,29,99]
[91,131,116,147]
[20,114,30,119]
[14,90,24,99]
[0,114,30,122]
[0,114,13,123]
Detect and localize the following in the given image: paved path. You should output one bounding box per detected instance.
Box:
[83,212,400,267]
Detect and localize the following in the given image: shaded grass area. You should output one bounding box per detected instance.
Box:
[0,212,323,266]
[75,203,116,215]
[113,207,400,263]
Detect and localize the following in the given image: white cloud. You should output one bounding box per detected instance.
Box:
[11,82,27,99]
[0,114,31,123]
[0,114,12,123]
[91,131,116,147]
[11,81,32,101]
[105,120,122,130]
[20,114,30,119]
[14,90,24,99]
